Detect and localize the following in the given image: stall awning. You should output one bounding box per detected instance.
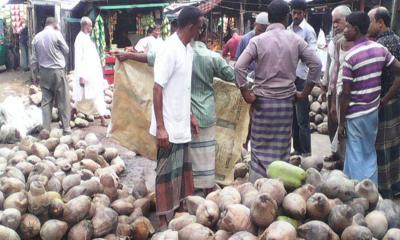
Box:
[98,3,169,10]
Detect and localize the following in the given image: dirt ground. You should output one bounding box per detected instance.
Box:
[0,69,331,193]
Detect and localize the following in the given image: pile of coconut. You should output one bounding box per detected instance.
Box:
[308,87,329,135]
[153,158,400,240]
[28,74,113,129]
[0,129,156,240]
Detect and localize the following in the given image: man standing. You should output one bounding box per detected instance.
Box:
[31,17,71,135]
[135,24,162,53]
[320,5,352,166]
[288,0,317,157]
[73,17,109,127]
[339,12,400,185]
[235,0,322,182]
[368,7,400,197]
[222,28,240,61]
[149,6,203,228]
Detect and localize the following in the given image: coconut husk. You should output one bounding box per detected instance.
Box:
[68,220,94,240]
[40,219,68,240]
[63,195,91,224]
[92,207,118,237]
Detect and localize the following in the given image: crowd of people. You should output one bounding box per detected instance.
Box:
[30,0,400,229]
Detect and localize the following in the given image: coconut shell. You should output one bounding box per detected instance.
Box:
[62,174,81,194]
[250,193,278,228]
[26,174,48,191]
[75,149,85,161]
[100,173,119,202]
[178,223,214,240]
[196,200,220,228]
[168,213,196,231]
[4,191,28,213]
[1,208,21,230]
[49,198,64,219]
[46,191,62,202]
[117,188,130,199]
[341,225,373,240]
[63,195,91,224]
[328,204,356,234]
[92,207,118,237]
[129,208,144,223]
[294,184,316,201]
[54,144,69,158]
[349,198,370,216]
[365,210,388,239]
[305,168,322,188]
[375,199,400,229]
[118,215,133,225]
[298,220,339,240]
[0,225,20,240]
[306,193,331,221]
[282,193,306,219]
[19,213,41,239]
[40,219,68,240]
[68,219,94,240]
[110,156,125,174]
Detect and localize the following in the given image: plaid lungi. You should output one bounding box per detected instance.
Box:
[189,126,216,189]
[155,143,194,216]
[249,96,293,183]
[376,97,400,198]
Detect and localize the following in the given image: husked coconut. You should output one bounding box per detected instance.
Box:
[1,208,21,230]
[4,167,25,184]
[250,193,278,228]
[131,216,155,240]
[44,138,59,152]
[31,143,49,159]
[131,178,148,199]
[133,197,151,217]
[81,177,103,196]
[15,162,34,179]
[234,163,249,179]
[178,223,215,240]
[62,174,81,193]
[185,195,205,215]
[151,229,179,240]
[0,177,25,197]
[40,219,68,240]
[282,193,306,219]
[196,200,220,227]
[92,194,111,208]
[92,207,118,237]
[355,180,379,208]
[375,199,400,228]
[54,144,69,158]
[319,171,356,202]
[80,159,101,173]
[68,219,94,240]
[341,225,373,240]
[365,210,388,239]
[103,148,119,162]
[168,213,196,231]
[328,204,356,234]
[206,189,221,205]
[19,213,41,239]
[63,185,88,202]
[219,186,241,210]
[0,225,20,240]
[383,228,400,240]
[45,177,62,193]
[63,195,91,224]
[4,191,28,213]
[49,198,64,219]
[298,220,339,240]
[116,223,131,237]
[260,221,297,240]
[27,181,49,216]
[229,231,257,240]
[215,230,232,240]
[218,204,252,233]
[306,193,331,221]
[100,173,119,202]
[0,191,3,209]
[294,184,316,201]
[349,198,370,216]
[111,196,135,215]
[257,179,287,205]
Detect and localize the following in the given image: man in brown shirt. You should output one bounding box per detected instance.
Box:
[235,0,322,182]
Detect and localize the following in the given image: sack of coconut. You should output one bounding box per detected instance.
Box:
[111,60,249,185]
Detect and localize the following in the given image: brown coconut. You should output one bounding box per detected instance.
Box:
[110,196,135,215]
[40,219,68,240]
[63,195,91,224]
[185,195,205,215]
[196,199,220,228]
[365,210,388,239]
[260,221,297,240]
[257,178,287,205]
[168,213,197,231]
[298,220,339,240]
[355,179,379,208]
[68,219,94,240]
[250,193,278,228]
[178,223,215,240]
[282,193,306,219]
[306,193,331,221]
[49,198,64,219]
[328,204,356,234]
[131,216,155,240]
[4,191,28,213]
[1,208,21,230]
[19,213,41,239]
[218,204,252,233]
[341,225,373,240]
[92,207,118,237]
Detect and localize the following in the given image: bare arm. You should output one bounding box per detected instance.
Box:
[116,52,148,63]
[381,59,400,105]
[298,41,322,100]
[153,84,169,148]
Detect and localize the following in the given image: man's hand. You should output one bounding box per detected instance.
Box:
[79,78,85,87]
[116,54,128,62]
[338,124,346,141]
[295,91,307,102]
[329,103,337,123]
[191,114,200,137]
[156,126,170,149]
[380,97,389,108]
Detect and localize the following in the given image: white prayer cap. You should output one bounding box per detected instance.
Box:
[256,12,269,25]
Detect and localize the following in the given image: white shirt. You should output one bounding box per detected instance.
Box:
[149,33,193,144]
[135,35,163,53]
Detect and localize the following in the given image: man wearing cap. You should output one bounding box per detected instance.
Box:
[288,0,317,157]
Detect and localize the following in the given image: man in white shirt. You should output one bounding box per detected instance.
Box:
[149,6,203,229]
[134,24,162,53]
[73,17,109,127]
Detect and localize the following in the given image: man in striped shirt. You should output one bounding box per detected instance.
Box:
[338,12,400,185]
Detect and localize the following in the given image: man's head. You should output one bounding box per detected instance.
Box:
[344,11,370,42]
[267,0,290,26]
[177,6,203,41]
[332,5,352,35]
[170,19,178,34]
[80,17,93,34]
[254,12,269,36]
[368,7,391,38]
[232,28,239,35]
[291,0,307,26]
[197,18,208,42]
[45,17,57,28]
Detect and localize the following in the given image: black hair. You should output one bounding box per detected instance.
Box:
[346,11,370,35]
[147,27,155,35]
[171,19,178,27]
[267,0,290,24]
[374,8,391,27]
[177,6,203,28]
[291,0,307,11]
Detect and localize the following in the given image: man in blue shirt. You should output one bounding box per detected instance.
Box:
[288,0,317,157]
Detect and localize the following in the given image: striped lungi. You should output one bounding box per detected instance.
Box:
[155,143,194,216]
[249,96,293,183]
[376,97,400,198]
[189,126,216,189]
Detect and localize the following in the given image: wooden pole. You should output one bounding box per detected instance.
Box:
[391,0,400,34]
[240,2,244,34]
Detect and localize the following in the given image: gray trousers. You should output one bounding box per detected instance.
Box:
[39,67,71,132]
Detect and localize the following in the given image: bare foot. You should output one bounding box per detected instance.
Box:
[158,215,168,231]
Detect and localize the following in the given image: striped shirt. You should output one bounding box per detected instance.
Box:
[342,37,394,119]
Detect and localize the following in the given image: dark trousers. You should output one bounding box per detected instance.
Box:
[292,78,311,155]
[327,94,338,143]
